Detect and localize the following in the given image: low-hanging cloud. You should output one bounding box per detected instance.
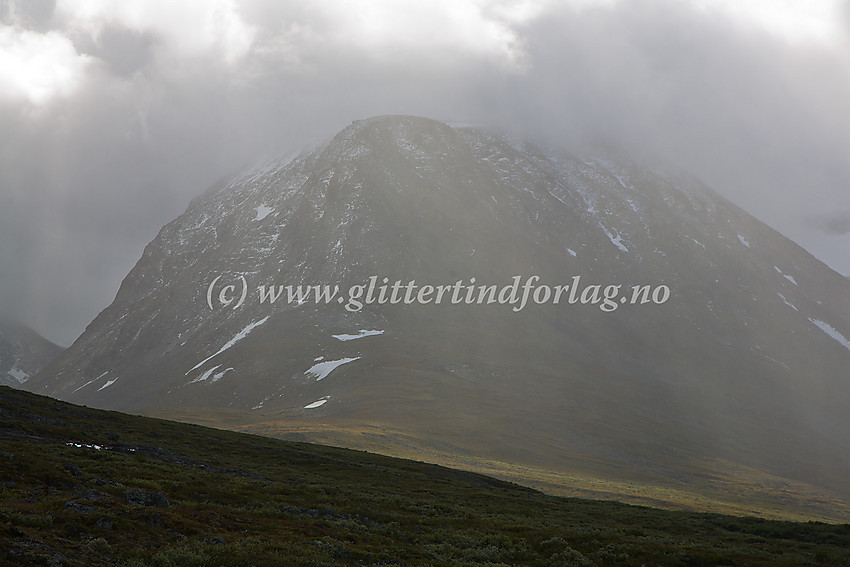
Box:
[1,0,849,344]
[811,211,850,235]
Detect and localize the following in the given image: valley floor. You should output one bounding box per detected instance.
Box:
[150,406,850,524]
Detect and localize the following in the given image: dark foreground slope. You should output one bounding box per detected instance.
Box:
[3,386,850,567]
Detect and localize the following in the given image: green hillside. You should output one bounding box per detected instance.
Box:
[2,385,850,566]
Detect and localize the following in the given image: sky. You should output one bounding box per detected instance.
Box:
[1,0,849,346]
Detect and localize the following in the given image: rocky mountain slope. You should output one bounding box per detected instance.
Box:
[0,319,63,387]
[24,116,850,517]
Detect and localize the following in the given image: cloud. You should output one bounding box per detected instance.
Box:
[691,0,846,44]
[72,23,155,77]
[0,24,91,104]
[53,0,255,62]
[291,0,533,67]
[0,0,55,30]
[811,211,850,235]
[2,0,850,344]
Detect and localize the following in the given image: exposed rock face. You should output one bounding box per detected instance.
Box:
[26,115,850,507]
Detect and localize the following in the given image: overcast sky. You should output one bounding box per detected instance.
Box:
[1,0,849,346]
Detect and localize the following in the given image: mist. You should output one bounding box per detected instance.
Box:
[1,0,849,345]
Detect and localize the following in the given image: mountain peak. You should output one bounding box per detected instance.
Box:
[349,114,448,130]
[24,117,850,518]
[321,114,463,169]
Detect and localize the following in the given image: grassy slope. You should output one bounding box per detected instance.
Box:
[3,386,850,567]
[147,407,850,524]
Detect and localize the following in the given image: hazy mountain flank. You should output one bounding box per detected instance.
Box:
[0,319,63,388]
[25,115,850,520]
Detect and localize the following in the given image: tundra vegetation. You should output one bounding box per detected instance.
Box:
[2,386,849,566]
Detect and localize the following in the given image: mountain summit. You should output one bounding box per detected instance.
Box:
[25,116,850,517]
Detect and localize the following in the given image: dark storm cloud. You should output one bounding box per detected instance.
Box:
[1,0,849,344]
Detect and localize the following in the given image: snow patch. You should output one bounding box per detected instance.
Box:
[189,364,222,384]
[599,222,628,253]
[567,248,577,257]
[211,367,234,383]
[333,329,384,341]
[774,266,798,286]
[752,345,791,370]
[187,317,270,374]
[776,293,798,311]
[73,371,108,393]
[97,378,117,391]
[6,365,28,384]
[255,205,273,221]
[304,396,330,409]
[808,319,850,351]
[737,234,750,247]
[305,357,360,381]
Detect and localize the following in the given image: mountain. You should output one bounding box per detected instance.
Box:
[0,319,63,387]
[24,115,850,519]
